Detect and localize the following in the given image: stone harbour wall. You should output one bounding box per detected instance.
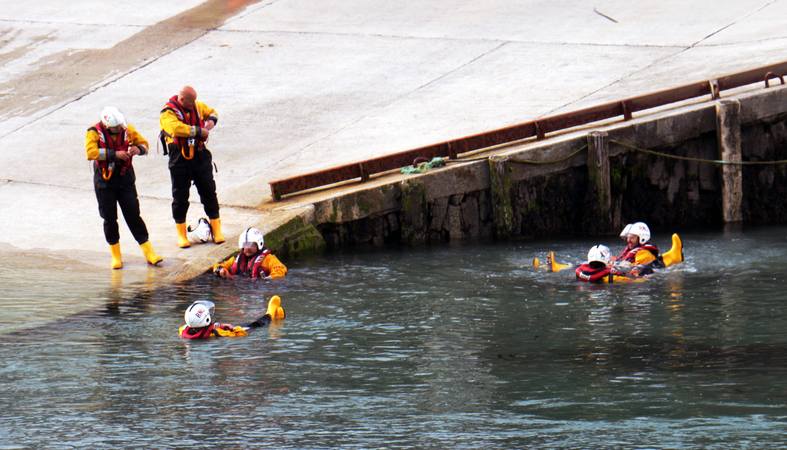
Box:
[273,85,787,256]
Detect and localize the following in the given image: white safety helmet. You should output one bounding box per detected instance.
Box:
[619,223,633,240]
[238,227,264,250]
[587,244,611,265]
[187,217,213,243]
[628,222,651,245]
[184,300,215,328]
[100,106,127,129]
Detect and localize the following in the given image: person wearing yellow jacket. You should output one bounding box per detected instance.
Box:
[86,106,163,269]
[160,85,224,248]
[178,297,286,339]
[212,227,288,280]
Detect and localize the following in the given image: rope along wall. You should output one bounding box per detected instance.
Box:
[442,141,787,167]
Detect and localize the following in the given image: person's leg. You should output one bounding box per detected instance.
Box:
[244,315,271,329]
[118,182,163,265]
[170,164,192,223]
[170,163,193,247]
[96,185,119,245]
[192,153,219,220]
[117,182,148,244]
[192,152,224,243]
[96,185,122,269]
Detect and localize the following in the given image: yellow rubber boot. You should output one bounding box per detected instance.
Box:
[266,295,286,320]
[139,241,163,266]
[109,243,123,270]
[210,218,225,244]
[661,233,684,267]
[176,223,191,248]
[548,251,571,273]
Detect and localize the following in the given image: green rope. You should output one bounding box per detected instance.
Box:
[400,156,447,174]
[410,139,786,170]
[612,139,787,166]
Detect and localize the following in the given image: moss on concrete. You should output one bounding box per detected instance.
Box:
[265,216,327,259]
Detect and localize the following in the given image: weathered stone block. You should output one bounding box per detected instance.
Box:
[265,215,327,259]
[429,197,449,231]
[445,203,463,240]
[461,194,480,239]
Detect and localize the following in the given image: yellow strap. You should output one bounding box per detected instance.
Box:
[101,167,113,181]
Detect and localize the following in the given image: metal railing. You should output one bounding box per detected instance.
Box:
[269,60,787,201]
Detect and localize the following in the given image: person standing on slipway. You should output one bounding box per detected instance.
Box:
[85,106,163,269]
[159,85,225,248]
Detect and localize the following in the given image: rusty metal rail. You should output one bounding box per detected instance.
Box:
[269,60,787,200]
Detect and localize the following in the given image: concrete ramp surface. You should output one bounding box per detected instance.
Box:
[0,0,785,279]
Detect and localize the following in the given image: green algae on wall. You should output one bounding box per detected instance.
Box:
[264,216,326,259]
[488,155,514,239]
[400,179,427,244]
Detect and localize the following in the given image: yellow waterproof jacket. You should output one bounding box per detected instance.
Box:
[85,123,149,161]
[159,100,218,145]
[213,252,288,280]
[178,323,248,339]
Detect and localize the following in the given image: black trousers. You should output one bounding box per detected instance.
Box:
[169,148,219,223]
[94,171,149,245]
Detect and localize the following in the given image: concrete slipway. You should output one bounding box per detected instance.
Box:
[0,0,785,295]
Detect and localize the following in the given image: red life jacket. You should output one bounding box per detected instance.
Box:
[162,95,205,160]
[179,323,217,339]
[91,122,131,180]
[576,263,612,283]
[620,243,660,263]
[230,249,272,279]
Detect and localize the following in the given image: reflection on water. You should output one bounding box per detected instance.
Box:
[1,227,787,447]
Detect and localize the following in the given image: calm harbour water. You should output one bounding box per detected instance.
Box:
[1,227,786,448]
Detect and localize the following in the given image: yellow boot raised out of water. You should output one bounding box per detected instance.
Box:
[139,241,163,266]
[547,251,572,273]
[209,218,225,244]
[661,233,684,267]
[176,223,191,248]
[266,295,286,320]
[109,243,123,270]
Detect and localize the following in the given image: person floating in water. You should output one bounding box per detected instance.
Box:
[537,222,683,277]
[178,296,286,339]
[613,222,660,268]
[612,222,684,276]
[575,244,652,283]
[212,227,287,280]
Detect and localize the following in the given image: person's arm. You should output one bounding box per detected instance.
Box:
[126,124,149,156]
[197,101,218,129]
[160,109,204,139]
[214,323,249,337]
[212,255,237,278]
[85,128,115,161]
[261,254,287,279]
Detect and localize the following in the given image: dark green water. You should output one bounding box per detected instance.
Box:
[1,228,786,448]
